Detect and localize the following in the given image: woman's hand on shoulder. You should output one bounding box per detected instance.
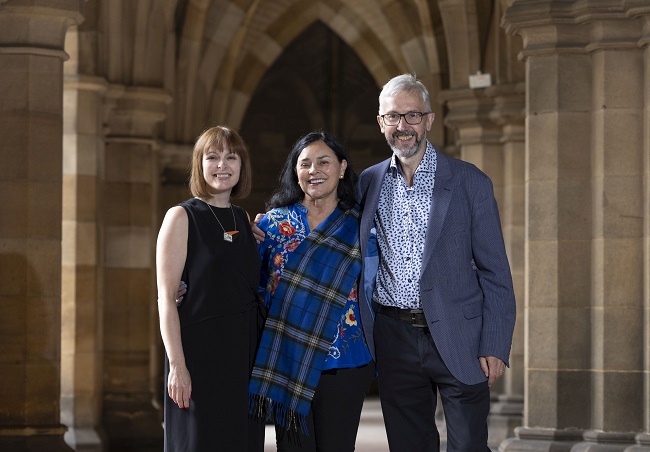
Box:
[175,281,187,305]
[251,212,266,243]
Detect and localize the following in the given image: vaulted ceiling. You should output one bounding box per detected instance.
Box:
[76,0,519,144]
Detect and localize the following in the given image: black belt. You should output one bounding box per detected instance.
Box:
[378,305,428,328]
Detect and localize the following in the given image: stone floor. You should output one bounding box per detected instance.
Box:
[264,397,448,452]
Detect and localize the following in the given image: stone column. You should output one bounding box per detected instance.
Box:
[440,88,505,199]
[440,84,526,447]
[490,84,526,446]
[575,10,645,451]
[0,2,82,450]
[640,3,650,452]
[503,2,593,449]
[60,24,108,451]
[101,85,171,451]
[502,1,650,450]
[632,3,650,451]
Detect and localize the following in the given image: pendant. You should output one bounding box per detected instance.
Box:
[223,232,233,242]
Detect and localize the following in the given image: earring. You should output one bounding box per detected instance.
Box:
[339,175,344,179]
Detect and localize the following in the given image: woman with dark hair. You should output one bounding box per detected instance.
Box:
[249,131,375,451]
[157,125,264,451]
[264,131,359,211]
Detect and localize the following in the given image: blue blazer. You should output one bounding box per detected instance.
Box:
[358,150,516,385]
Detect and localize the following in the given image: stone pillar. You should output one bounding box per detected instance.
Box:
[440,88,505,198]
[625,0,650,452]
[101,86,171,451]
[0,2,82,450]
[503,3,593,449]
[490,84,526,446]
[632,3,650,452]
[502,1,650,450]
[575,10,645,451]
[440,84,525,447]
[60,24,108,451]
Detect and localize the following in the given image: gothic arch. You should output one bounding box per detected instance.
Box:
[172,0,448,140]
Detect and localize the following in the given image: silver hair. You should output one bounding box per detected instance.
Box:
[378,73,431,113]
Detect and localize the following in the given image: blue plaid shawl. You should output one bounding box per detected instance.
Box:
[248,206,362,434]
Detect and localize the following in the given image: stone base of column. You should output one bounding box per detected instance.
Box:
[624,433,650,451]
[571,431,644,451]
[0,425,73,451]
[500,428,650,452]
[488,395,523,448]
[499,426,584,451]
[64,426,106,452]
[103,392,162,452]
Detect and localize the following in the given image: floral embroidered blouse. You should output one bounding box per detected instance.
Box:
[258,203,372,370]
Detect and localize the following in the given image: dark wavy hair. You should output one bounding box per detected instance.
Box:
[266,131,358,211]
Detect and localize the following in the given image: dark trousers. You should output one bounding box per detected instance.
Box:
[276,363,376,452]
[375,312,491,452]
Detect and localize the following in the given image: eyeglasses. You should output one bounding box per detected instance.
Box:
[380,111,431,126]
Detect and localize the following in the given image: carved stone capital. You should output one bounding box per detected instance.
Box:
[0,0,84,60]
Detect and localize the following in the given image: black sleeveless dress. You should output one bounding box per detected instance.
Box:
[164,198,264,451]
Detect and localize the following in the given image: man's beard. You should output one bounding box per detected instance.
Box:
[387,130,424,159]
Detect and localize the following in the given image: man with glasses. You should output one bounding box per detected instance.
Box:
[357,73,516,451]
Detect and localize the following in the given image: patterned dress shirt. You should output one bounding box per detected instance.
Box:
[373,141,437,309]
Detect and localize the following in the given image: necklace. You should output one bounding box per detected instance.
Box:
[204,201,238,242]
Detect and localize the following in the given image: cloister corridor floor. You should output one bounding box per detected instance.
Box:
[263,398,448,452]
